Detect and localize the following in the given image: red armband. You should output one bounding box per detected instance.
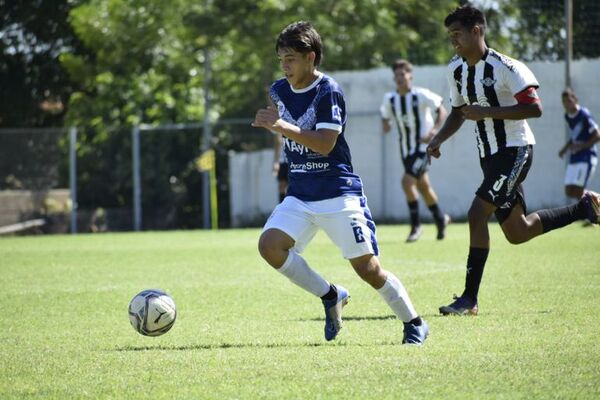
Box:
[514,87,540,104]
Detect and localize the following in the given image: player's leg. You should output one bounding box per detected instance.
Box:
[320,196,428,344]
[439,195,495,316]
[417,172,450,240]
[349,253,428,344]
[402,172,422,242]
[502,191,600,242]
[259,197,332,299]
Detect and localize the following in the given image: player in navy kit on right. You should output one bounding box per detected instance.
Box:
[252,21,428,344]
[558,88,600,202]
[427,5,600,316]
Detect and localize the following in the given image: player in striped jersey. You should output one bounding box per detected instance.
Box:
[558,88,600,202]
[427,5,600,316]
[252,21,428,344]
[380,59,450,242]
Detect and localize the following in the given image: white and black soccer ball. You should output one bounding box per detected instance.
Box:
[128,289,177,337]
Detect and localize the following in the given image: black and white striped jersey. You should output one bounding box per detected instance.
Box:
[447,48,538,158]
[380,87,443,158]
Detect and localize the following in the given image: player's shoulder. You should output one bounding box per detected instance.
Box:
[447,54,464,71]
[580,106,593,118]
[414,86,440,98]
[486,49,531,74]
[320,74,344,95]
[382,90,396,101]
[271,77,289,93]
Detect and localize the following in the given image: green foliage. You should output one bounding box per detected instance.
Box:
[1,225,600,398]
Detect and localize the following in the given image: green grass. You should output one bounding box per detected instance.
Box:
[1,224,599,399]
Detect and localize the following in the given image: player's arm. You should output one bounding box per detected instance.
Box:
[569,128,600,154]
[421,104,448,144]
[252,106,338,155]
[558,139,572,158]
[382,118,391,134]
[461,87,542,121]
[426,106,465,159]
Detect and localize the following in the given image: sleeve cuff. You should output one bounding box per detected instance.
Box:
[316,122,342,133]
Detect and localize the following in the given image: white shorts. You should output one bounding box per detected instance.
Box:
[564,159,597,187]
[262,195,379,259]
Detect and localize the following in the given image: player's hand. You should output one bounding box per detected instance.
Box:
[569,143,584,154]
[558,149,566,158]
[461,105,488,121]
[272,162,279,176]
[252,106,280,130]
[426,138,441,164]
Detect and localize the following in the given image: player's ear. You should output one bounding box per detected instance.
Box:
[307,51,316,66]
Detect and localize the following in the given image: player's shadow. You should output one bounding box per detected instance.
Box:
[301,315,397,322]
[113,340,404,352]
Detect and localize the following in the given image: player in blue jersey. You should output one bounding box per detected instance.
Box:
[558,88,600,201]
[427,5,600,316]
[251,21,428,344]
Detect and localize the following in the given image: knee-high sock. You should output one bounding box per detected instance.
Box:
[408,201,420,228]
[377,272,418,322]
[277,250,330,297]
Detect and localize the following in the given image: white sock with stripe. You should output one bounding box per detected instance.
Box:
[377,272,418,322]
[277,250,330,297]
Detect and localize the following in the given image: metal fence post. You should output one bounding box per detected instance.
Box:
[69,127,78,234]
[132,126,142,231]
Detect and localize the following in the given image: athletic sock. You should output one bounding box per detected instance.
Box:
[278,250,330,297]
[320,285,337,301]
[428,203,445,226]
[463,247,489,302]
[377,272,418,322]
[408,201,419,228]
[537,202,586,233]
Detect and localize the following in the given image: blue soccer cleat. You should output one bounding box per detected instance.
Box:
[402,319,429,345]
[322,285,350,341]
[439,294,479,316]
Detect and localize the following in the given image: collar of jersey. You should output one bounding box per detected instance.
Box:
[290,73,323,94]
[567,105,581,118]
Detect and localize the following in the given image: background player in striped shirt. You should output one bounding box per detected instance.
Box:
[252,21,428,344]
[558,88,600,202]
[380,59,450,242]
[427,5,600,316]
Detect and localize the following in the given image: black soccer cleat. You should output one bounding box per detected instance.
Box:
[436,214,451,240]
[581,191,600,224]
[439,294,479,316]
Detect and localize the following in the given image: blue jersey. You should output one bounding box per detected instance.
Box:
[565,106,599,163]
[269,73,363,201]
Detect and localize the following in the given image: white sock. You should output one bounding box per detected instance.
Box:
[377,272,418,322]
[278,250,330,298]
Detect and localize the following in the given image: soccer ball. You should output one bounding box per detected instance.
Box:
[128,289,177,336]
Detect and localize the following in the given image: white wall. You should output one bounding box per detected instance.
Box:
[229,58,600,226]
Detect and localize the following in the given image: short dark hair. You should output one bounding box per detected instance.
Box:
[391,59,413,73]
[276,21,323,66]
[444,5,486,34]
[562,87,576,98]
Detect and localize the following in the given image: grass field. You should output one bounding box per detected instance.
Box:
[1,223,599,399]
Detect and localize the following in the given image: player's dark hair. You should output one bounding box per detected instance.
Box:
[391,59,413,73]
[444,5,486,35]
[276,21,323,66]
[562,87,577,99]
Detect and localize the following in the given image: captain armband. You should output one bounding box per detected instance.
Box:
[514,87,540,104]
